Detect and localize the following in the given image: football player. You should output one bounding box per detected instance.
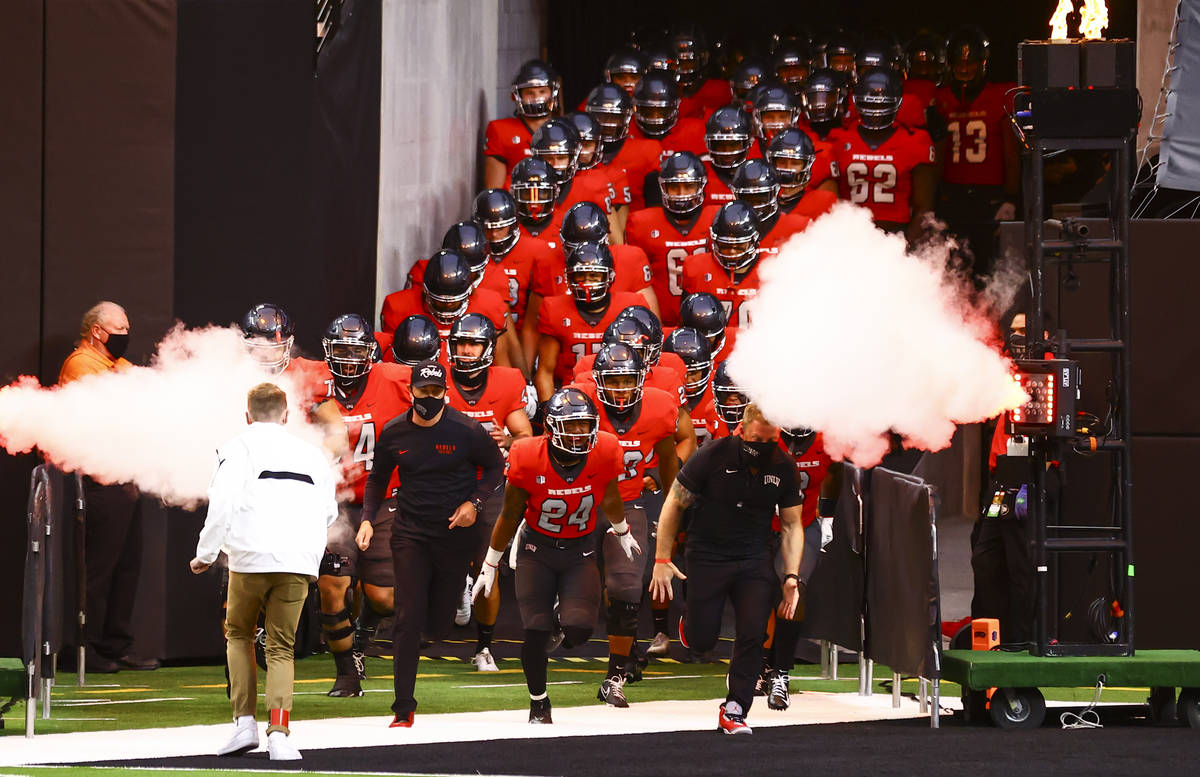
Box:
[702,106,755,206]
[240,302,297,376]
[315,313,411,697]
[572,317,687,408]
[586,83,662,212]
[676,291,736,362]
[766,129,838,218]
[751,84,802,148]
[729,159,811,255]
[680,201,764,329]
[799,68,852,142]
[856,36,934,133]
[484,59,560,189]
[833,67,937,242]
[571,343,692,706]
[472,188,547,327]
[773,38,812,99]
[629,72,706,156]
[729,58,770,108]
[471,388,632,724]
[444,314,532,672]
[604,48,648,97]
[530,119,619,237]
[906,31,947,83]
[626,152,721,325]
[383,314,443,366]
[711,359,750,437]
[822,31,859,81]
[534,243,645,400]
[671,25,732,119]
[665,327,724,451]
[509,156,562,243]
[566,112,631,232]
[406,221,511,302]
[613,305,690,390]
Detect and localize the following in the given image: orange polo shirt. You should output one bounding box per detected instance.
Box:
[58,340,132,385]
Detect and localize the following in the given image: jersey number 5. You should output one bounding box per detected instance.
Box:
[536,495,594,534]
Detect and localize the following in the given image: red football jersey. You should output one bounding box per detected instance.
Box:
[483,117,536,176]
[685,383,725,447]
[283,356,336,412]
[317,362,411,504]
[782,188,838,220]
[679,79,733,119]
[758,212,811,257]
[703,164,737,207]
[530,245,651,299]
[629,117,707,158]
[833,125,935,224]
[625,204,720,326]
[603,137,666,211]
[935,82,1015,187]
[572,356,687,407]
[536,291,645,384]
[492,230,552,324]
[571,382,679,501]
[406,259,510,302]
[506,432,624,539]
[680,252,763,329]
[573,166,619,211]
[898,79,938,131]
[784,433,834,528]
[798,128,839,189]
[447,365,526,433]
[597,160,632,207]
[380,287,509,338]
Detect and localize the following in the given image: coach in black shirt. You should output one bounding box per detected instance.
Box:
[649,403,804,735]
[360,360,504,727]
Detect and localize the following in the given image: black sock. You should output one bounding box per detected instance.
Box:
[521,629,551,697]
[607,652,630,679]
[475,623,495,654]
[332,648,357,677]
[653,609,669,635]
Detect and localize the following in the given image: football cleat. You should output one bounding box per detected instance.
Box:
[598,675,630,708]
[547,625,566,653]
[754,662,772,696]
[624,659,643,684]
[768,670,791,711]
[473,647,499,672]
[647,631,671,657]
[455,575,473,626]
[327,674,363,698]
[529,697,553,724]
[389,711,414,728]
[718,701,753,734]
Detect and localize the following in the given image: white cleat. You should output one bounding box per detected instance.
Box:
[217,716,259,757]
[646,631,670,657]
[473,647,500,672]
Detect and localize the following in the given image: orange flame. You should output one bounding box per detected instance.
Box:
[1049,0,1074,39]
[1079,0,1109,39]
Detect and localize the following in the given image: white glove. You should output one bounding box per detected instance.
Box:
[608,519,642,560]
[508,520,526,570]
[472,547,504,601]
[818,516,834,550]
[523,383,538,419]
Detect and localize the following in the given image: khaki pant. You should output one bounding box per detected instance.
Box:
[225,571,312,734]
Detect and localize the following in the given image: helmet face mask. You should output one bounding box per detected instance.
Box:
[545,388,601,456]
[658,152,708,214]
[633,74,680,138]
[473,190,521,256]
[241,303,295,375]
[731,160,780,221]
[679,292,728,358]
[565,243,616,305]
[705,106,753,171]
[615,306,663,365]
[423,251,475,326]
[801,69,848,126]
[448,314,496,374]
[712,361,749,424]
[560,202,610,257]
[781,426,817,457]
[510,172,558,223]
[577,137,600,168]
[663,328,713,398]
[853,67,903,130]
[511,59,560,118]
[322,313,378,381]
[593,345,646,411]
[424,290,470,325]
[586,84,635,143]
[767,128,816,194]
[709,201,761,272]
[244,336,293,375]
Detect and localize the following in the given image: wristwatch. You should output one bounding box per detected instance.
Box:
[469,497,486,514]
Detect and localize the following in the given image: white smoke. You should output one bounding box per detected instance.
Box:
[728,203,1028,467]
[0,325,330,507]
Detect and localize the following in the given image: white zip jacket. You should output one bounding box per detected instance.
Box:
[196,422,338,576]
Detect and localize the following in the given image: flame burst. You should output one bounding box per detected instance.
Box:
[1050,0,1074,39]
[1079,0,1109,39]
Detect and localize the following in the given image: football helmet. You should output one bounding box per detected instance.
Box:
[442,221,490,291]
[709,200,761,272]
[322,313,377,381]
[614,306,664,365]
[730,58,769,105]
[678,292,728,358]
[822,31,859,77]
[511,59,559,118]
[585,83,635,144]
[472,189,520,256]
[663,327,713,398]
[712,361,750,425]
[801,68,849,127]
[853,67,903,130]
[391,314,441,366]
[905,32,947,82]
[766,127,816,192]
[592,342,646,411]
[560,202,610,256]
[566,112,603,169]
[632,72,680,138]
[448,312,496,373]
[545,387,601,455]
[670,25,709,87]
[422,250,474,326]
[643,45,679,80]
[856,36,903,73]
[773,39,812,96]
[946,26,989,97]
[730,159,780,221]
[605,48,648,95]
[752,83,801,143]
[565,242,616,305]
[602,316,654,366]
[658,152,708,214]
[240,302,294,375]
[705,105,754,172]
[510,157,559,224]
[781,426,818,457]
[530,118,581,185]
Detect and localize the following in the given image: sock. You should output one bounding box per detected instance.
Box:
[607,652,630,679]
[475,623,495,654]
[521,629,551,697]
[653,609,669,635]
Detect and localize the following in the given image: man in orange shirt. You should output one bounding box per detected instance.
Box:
[59,301,158,673]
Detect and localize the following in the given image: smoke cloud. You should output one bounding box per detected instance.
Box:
[727,203,1028,467]
[0,325,330,507]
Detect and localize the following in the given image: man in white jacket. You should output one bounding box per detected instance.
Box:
[191,382,338,761]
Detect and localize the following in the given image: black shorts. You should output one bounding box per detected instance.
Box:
[598,500,648,603]
[322,502,396,587]
[514,533,601,632]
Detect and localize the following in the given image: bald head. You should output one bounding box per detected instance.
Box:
[79,302,129,340]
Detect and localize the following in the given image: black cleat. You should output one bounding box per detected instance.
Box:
[754,663,773,696]
[598,674,629,707]
[328,674,363,697]
[767,670,791,710]
[529,697,553,724]
[329,650,365,697]
[624,659,643,684]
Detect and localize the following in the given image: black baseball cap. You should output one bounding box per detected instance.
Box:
[411,360,447,389]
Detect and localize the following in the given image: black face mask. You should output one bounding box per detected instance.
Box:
[103,332,130,360]
[741,439,777,462]
[413,395,445,420]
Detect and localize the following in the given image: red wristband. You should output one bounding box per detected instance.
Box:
[654,558,671,564]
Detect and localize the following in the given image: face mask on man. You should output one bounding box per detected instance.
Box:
[741,439,777,461]
[413,394,445,420]
[102,331,130,360]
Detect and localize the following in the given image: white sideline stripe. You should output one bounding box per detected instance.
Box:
[41,697,192,708]
[454,680,583,689]
[0,692,929,766]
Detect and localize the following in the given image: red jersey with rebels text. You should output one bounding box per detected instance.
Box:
[571,382,679,502]
[625,204,720,326]
[536,291,645,384]
[680,252,763,329]
[934,82,1015,187]
[833,125,935,224]
[446,366,527,434]
[506,432,624,538]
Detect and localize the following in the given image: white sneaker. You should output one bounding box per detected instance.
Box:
[473,647,499,672]
[217,715,259,756]
[646,631,670,657]
[267,730,302,761]
[455,575,473,626]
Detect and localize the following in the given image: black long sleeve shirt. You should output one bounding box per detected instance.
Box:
[362,407,504,535]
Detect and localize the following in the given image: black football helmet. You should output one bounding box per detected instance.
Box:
[322,313,377,380]
[593,342,646,411]
[822,31,859,77]
[781,426,818,457]
[614,305,663,365]
[663,327,713,398]
[566,112,603,169]
[643,45,679,82]
[586,83,635,144]
[530,118,581,185]
[801,68,849,127]
[678,292,728,358]
[853,67,903,130]
[605,47,648,95]
[946,26,989,97]
[857,36,903,74]
[392,314,441,366]
[705,105,754,172]
[511,59,559,118]
[560,202,610,256]
[509,157,558,224]
[442,221,490,291]
[730,58,769,105]
[472,189,521,257]
[906,32,947,82]
[670,25,709,87]
[730,159,780,221]
[766,127,817,192]
[448,312,496,373]
[632,72,680,138]
[773,38,812,96]
[752,83,801,142]
[658,152,708,215]
[240,302,295,375]
[545,387,601,455]
[709,200,761,272]
[602,315,654,366]
[712,360,749,425]
[565,242,616,305]
[422,250,474,326]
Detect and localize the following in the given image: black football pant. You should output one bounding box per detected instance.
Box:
[83,478,143,659]
[684,552,775,713]
[970,516,1035,646]
[389,524,477,717]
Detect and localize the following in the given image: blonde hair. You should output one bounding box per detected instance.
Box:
[743,402,769,427]
[79,301,121,339]
[247,382,288,421]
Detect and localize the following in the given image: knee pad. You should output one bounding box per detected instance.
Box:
[605,599,640,637]
[320,552,353,578]
[560,625,593,650]
[320,607,355,642]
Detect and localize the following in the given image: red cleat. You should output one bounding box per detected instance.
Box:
[718,701,752,735]
[389,712,414,728]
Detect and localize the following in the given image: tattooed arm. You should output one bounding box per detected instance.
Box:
[648,478,698,602]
